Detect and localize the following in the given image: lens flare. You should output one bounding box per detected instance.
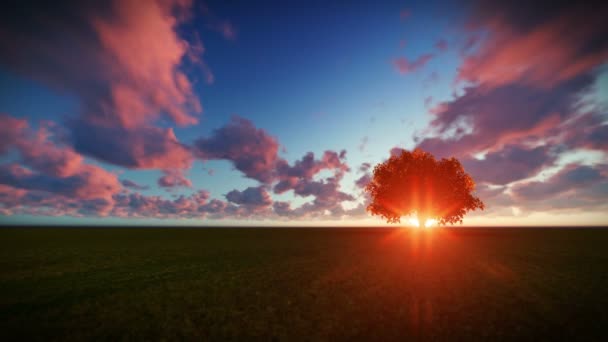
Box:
[424,219,437,227]
[407,218,437,228]
[408,218,420,227]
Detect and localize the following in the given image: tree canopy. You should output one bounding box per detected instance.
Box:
[365,149,484,225]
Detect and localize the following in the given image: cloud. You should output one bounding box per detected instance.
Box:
[0,116,122,215]
[0,115,28,154]
[417,0,608,157]
[359,163,371,173]
[121,179,149,190]
[270,150,354,218]
[0,183,116,217]
[273,150,349,194]
[200,3,238,40]
[462,145,558,185]
[510,163,608,212]
[225,186,272,207]
[0,163,120,203]
[70,120,193,169]
[393,54,434,75]
[111,190,213,218]
[194,116,281,184]
[276,151,348,182]
[560,113,608,151]
[0,0,202,170]
[461,1,608,88]
[16,125,84,178]
[416,77,589,158]
[358,136,369,152]
[355,174,371,189]
[190,118,355,219]
[158,170,192,188]
[434,39,448,51]
[273,201,294,217]
[354,162,372,189]
[390,147,406,157]
[411,0,608,213]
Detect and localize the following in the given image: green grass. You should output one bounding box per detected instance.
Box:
[1,227,608,340]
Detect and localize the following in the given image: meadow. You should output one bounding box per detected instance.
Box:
[1,227,607,340]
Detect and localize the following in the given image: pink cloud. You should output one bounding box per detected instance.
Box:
[459,3,608,88]
[91,0,201,127]
[412,1,608,209]
[158,170,192,188]
[0,0,203,170]
[0,115,28,154]
[393,54,434,75]
[0,115,122,215]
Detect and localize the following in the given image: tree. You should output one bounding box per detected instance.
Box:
[365,149,484,225]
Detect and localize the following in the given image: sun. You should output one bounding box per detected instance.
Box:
[407,218,437,228]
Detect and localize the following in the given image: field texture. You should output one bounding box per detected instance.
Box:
[1,228,608,340]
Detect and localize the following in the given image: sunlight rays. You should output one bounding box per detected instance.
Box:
[407,217,437,228]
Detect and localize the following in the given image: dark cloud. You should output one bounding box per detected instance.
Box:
[417,77,591,159]
[416,0,608,167]
[275,150,349,186]
[225,186,272,207]
[70,120,193,169]
[511,164,605,201]
[273,201,293,217]
[121,179,149,190]
[462,145,558,185]
[561,113,608,152]
[194,116,280,184]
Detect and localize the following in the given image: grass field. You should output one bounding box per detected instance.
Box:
[1,227,608,340]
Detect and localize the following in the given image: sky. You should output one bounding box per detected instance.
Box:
[0,0,607,226]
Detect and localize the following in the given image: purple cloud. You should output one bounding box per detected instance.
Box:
[194,116,281,184]
[225,186,272,207]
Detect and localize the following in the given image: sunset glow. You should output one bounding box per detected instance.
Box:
[425,219,437,227]
[406,218,437,228]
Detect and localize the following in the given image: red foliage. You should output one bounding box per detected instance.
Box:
[365,149,484,225]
